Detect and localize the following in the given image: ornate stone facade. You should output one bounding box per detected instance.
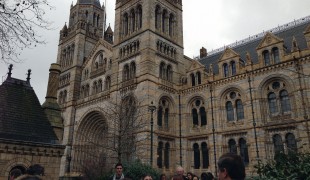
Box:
[53,0,310,177]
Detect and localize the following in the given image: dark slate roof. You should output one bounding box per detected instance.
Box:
[199,18,310,74]
[78,0,101,8]
[0,77,59,144]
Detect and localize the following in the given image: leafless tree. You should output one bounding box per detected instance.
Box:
[0,0,52,63]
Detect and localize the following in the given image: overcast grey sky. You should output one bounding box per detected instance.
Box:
[1,0,310,103]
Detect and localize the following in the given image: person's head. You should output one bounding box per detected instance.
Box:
[175,166,184,176]
[114,163,123,176]
[142,174,152,180]
[10,169,22,179]
[187,172,193,180]
[192,175,199,180]
[201,172,214,180]
[160,174,166,180]
[217,153,245,180]
[172,175,183,180]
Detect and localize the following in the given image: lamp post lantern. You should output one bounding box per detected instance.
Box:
[148,101,156,167]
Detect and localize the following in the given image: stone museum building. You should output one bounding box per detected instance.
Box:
[2,0,310,179]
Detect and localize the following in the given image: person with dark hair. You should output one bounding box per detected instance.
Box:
[159,173,167,180]
[217,153,245,180]
[9,168,22,180]
[187,172,193,180]
[201,172,214,180]
[192,175,199,180]
[110,163,125,180]
[141,174,152,180]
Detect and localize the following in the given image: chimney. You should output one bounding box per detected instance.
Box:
[200,47,207,58]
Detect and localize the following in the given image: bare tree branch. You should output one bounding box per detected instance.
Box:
[0,0,53,63]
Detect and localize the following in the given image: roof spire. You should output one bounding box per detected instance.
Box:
[26,69,31,84]
[8,64,13,78]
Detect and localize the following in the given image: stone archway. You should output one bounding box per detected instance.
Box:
[72,111,108,174]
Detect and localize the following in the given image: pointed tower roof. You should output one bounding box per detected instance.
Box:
[105,24,113,34]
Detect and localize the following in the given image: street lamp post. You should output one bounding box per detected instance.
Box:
[148,101,156,167]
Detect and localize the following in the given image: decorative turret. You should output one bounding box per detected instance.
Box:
[42,63,63,142]
[104,23,114,44]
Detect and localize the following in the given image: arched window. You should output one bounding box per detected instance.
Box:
[86,84,90,97]
[236,99,244,120]
[223,63,228,77]
[268,92,278,114]
[263,50,270,65]
[98,80,103,92]
[239,138,249,164]
[162,10,167,33]
[97,15,100,27]
[231,61,236,76]
[191,73,195,86]
[160,62,165,79]
[80,86,85,99]
[130,62,136,79]
[105,76,111,90]
[169,14,174,36]
[158,99,170,129]
[280,90,291,113]
[164,108,169,128]
[124,13,129,35]
[167,65,173,81]
[197,71,201,85]
[286,133,297,152]
[155,6,161,30]
[59,91,63,104]
[193,143,200,169]
[201,142,209,168]
[131,10,136,32]
[273,134,284,155]
[93,81,97,94]
[272,47,280,63]
[226,101,234,121]
[164,143,170,168]
[228,139,237,154]
[93,13,96,26]
[157,107,163,126]
[123,64,129,81]
[192,109,198,126]
[157,142,163,168]
[200,107,207,126]
[137,5,142,29]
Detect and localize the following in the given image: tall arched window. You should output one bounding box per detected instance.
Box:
[124,13,129,35]
[160,62,165,79]
[226,101,234,121]
[164,108,169,128]
[157,142,163,168]
[193,143,200,169]
[59,91,63,104]
[164,143,170,168]
[169,14,174,36]
[123,64,129,81]
[97,15,100,27]
[191,73,195,86]
[286,133,297,152]
[130,10,136,32]
[200,107,207,126]
[105,76,111,90]
[236,99,244,120]
[228,139,237,154]
[197,71,201,85]
[162,10,167,33]
[223,63,228,77]
[201,142,209,168]
[239,138,249,164]
[192,109,198,126]
[157,107,163,126]
[137,5,142,29]
[273,134,284,155]
[272,47,280,63]
[167,65,173,81]
[130,62,136,79]
[280,90,291,113]
[155,6,161,29]
[98,80,102,92]
[231,61,236,76]
[263,50,270,65]
[93,81,97,94]
[268,92,278,114]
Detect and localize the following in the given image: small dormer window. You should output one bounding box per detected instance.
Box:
[272,47,280,63]
[263,50,270,65]
[223,63,228,77]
